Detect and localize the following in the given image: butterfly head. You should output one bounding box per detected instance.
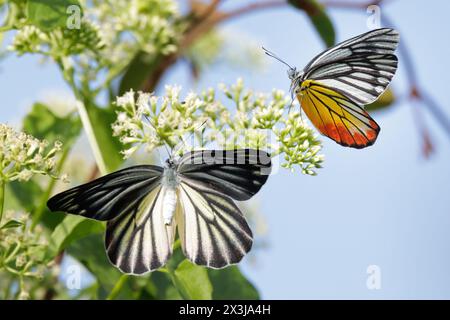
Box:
[287,67,300,81]
[165,158,176,169]
[262,46,301,86]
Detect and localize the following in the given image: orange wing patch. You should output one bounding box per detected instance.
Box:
[297,80,380,149]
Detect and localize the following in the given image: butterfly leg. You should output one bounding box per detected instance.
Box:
[288,88,303,121]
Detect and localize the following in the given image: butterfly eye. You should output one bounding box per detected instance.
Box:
[287,68,297,79]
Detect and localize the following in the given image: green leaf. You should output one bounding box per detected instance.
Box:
[23,102,81,147]
[172,259,213,300]
[288,0,335,47]
[6,180,42,212]
[84,104,124,173]
[208,266,260,299]
[47,215,104,260]
[118,51,162,95]
[67,234,139,299]
[0,219,24,230]
[144,272,182,300]
[26,0,81,31]
[365,88,396,112]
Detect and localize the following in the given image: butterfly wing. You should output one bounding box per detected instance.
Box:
[299,80,380,148]
[47,165,163,220]
[47,165,175,275]
[175,149,271,268]
[302,28,399,104]
[106,185,176,274]
[176,149,271,201]
[176,178,253,268]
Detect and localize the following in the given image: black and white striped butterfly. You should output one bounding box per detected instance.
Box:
[47,149,271,275]
[264,28,399,148]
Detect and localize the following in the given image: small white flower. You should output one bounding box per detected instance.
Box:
[121,145,139,159]
[17,169,33,181]
[116,89,135,107]
[16,254,27,268]
[117,112,128,122]
[61,173,70,184]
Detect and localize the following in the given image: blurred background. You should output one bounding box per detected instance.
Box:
[1,0,450,299]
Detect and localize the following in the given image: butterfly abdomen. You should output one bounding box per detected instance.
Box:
[162,187,177,225]
[162,167,178,225]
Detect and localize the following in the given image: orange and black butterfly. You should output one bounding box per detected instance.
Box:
[264,28,399,148]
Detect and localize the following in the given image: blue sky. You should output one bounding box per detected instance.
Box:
[1,0,450,299]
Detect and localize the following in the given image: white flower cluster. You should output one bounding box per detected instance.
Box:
[0,210,49,300]
[9,25,48,55]
[112,86,208,158]
[86,0,181,66]
[0,124,62,182]
[113,79,324,174]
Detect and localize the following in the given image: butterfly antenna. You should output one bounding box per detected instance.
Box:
[262,46,294,70]
[173,119,208,156]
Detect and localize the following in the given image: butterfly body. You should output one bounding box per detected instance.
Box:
[47,149,271,274]
[265,28,399,148]
[161,162,179,225]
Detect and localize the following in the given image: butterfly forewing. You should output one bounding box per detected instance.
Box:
[303,28,399,75]
[177,149,271,200]
[47,165,163,221]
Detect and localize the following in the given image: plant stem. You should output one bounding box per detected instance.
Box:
[106,274,129,300]
[57,59,108,175]
[0,178,4,225]
[75,100,108,175]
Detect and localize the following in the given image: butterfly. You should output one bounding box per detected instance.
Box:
[47,149,271,275]
[264,28,399,148]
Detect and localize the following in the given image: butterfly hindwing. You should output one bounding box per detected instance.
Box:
[176,177,253,268]
[175,149,271,268]
[47,165,171,275]
[299,80,380,148]
[105,185,176,274]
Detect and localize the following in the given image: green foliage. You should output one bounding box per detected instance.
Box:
[0,219,24,230]
[209,267,259,299]
[83,104,124,173]
[365,88,396,112]
[288,0,335,47]
[118,51,162,95]
[23,102,81,148]
[172,260,213,300]
[67,234,136,298]
[47,215,104,260]
[26,0,81,31]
